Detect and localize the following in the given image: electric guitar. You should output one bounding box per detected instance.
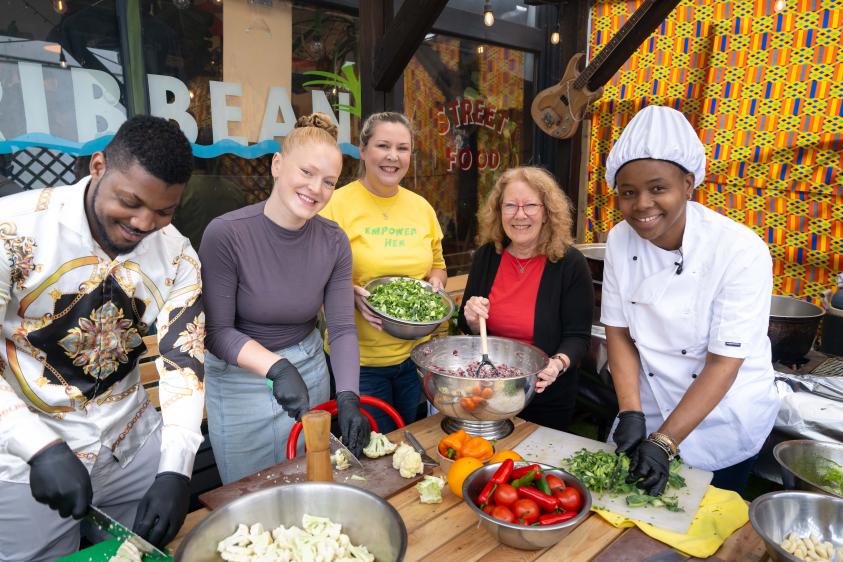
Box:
[531,0,681,140]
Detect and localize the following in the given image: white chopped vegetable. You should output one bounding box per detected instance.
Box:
[108,539,142,562]
[415,475,446,504]
[350,474,367,481]
[392,442,423,478]
[331,450,351,470]
[217,514,374,562]
[362,431,397,458]
[779,532,837,562]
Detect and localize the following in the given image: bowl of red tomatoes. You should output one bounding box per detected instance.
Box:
[462,460,591,550]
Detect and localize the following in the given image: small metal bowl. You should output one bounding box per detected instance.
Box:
[774,440,843,498]
[174,483,407,561]
[363,276,455,340]
[462,462,592,550]
[749,491,843,561]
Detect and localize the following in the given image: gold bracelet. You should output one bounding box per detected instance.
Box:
[648,432,679,459]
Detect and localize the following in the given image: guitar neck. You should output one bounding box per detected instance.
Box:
[574,0,681,92]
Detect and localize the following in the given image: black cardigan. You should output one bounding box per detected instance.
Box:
[457,242,594,429]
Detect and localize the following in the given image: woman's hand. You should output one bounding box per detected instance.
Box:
[463,296,490,334]
[353,285,383,330]
[536,354,568,393]
[427,268,447,292]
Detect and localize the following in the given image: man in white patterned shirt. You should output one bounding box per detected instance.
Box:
[0,116,205,561]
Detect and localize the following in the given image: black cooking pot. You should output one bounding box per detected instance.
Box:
[768,295,825,363]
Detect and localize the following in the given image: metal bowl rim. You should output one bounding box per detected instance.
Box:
[770,295,826,319]
[749,490,843,560]
[773,439,843,497]
[364,276,456,326]
[411,335,549,380]
[462,461,592,531]
[173,482,408,560]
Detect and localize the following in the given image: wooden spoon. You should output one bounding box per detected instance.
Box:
[302,410,333,482]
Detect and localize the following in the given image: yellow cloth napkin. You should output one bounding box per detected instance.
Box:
[593,486,749,558]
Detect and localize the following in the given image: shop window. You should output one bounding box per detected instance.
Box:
[405,35,535,274]
[0,0,125,195]
[140,0,360,249]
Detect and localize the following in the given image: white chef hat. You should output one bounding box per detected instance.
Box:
[604,105,706,189]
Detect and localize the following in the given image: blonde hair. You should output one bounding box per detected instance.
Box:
[477,166,574,262]
[280,112,339,155]
[358,112,413,178]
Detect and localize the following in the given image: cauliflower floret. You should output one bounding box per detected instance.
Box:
[393,442,423,478]
[332,449,351,470]
[415,474,446,504]
[362,431,397,458]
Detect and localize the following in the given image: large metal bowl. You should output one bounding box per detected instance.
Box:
[769,295,825,362]
[749,491,843,561]
[363,276,455,340]
[174,483,407,561]
[462,462,592,550]
[774,440,843,498]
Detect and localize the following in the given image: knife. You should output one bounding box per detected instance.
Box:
[329,432,364,470]
[85,505,170,560]
[404,430,439,467]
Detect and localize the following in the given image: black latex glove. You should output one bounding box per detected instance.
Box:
[133,472,191,548]
[266,358,310,420]
[28,441,93,519]
[336,391,371,458]
[612,410,647,455]
[626,440,670,496]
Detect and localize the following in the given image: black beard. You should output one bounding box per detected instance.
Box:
[87,177,142,256]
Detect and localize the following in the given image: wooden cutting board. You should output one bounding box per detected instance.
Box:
[514,426,713,534]
[199,451,428,510]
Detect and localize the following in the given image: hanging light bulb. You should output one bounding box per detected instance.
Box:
[477,45,484,54]
[550,25,560,45]
[773,0,786,11]
[483,1,494,27]
[53,0,67,14]
[59,50,67,69]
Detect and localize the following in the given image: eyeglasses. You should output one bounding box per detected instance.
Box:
[501,203,544,216]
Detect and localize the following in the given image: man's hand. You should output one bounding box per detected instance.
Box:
[626,440,670,496]
[28,441,92,519]
[612,410,646,455]
[266,358,310,420]
[132,472,191,547]
[336,391,371,457]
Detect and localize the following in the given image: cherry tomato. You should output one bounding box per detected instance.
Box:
[491,505,515,523]
[482,504,495,515]
[492,483,518,507]
[556,486,583,513]
[511,498,540,524]
[545,474,566,495]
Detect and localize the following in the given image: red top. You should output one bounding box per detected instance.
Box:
[486,250,547,345]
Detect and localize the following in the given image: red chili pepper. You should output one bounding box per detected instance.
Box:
[510,463,542,480]
[517,485,560,512]
[477,480,497,506]
[490,458,515,485]
[539,512,577,525]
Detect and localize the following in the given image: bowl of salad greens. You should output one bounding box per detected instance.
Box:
[774,440,843,499]
[363,276,455,340]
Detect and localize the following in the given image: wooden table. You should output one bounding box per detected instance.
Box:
[169,414,768,561]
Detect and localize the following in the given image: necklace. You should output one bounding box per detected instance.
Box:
[511,254,536,273]
[363,185,400,219]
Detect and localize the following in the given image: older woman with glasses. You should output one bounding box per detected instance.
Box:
[458,166,594,430]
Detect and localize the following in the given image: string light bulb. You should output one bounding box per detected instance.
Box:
[59,50,67,69]
[550,25,560,45]
[773,0,786,11]
[477,45,484,54]
[53,0,67,14]
[483,1,494,27]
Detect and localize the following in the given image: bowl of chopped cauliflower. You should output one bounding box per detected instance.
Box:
[363,276,455,340]
[173,482,407,561]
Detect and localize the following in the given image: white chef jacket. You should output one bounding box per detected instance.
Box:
[0,178,205,482]
[601,201,779,471]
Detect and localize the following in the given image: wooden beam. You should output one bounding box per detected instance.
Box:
[372,0,449,91]
[359,0,392,114]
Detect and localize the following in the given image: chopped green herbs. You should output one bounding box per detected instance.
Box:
[818,457,843,496]
[562,448,686,512]
[367,279,450,322]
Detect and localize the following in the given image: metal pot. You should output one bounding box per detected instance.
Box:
[768,295,825,363]
[574,243,605,310]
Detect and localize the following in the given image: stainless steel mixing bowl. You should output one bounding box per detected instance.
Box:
[174,483,407,561]
[462,462,592,550]
[363,276,455,340]
[774,440,843,498]
[411,335,548,439]
[750,491,843,562]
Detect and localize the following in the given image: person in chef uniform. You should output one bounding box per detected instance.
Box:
[602,105,779,496]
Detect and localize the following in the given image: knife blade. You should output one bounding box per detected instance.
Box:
[329,432,364,470]
[404,430,439,467]
[85,505,169,560]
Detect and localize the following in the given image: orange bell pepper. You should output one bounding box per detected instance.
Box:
[458,436,494,462]
[438,429,469,459]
